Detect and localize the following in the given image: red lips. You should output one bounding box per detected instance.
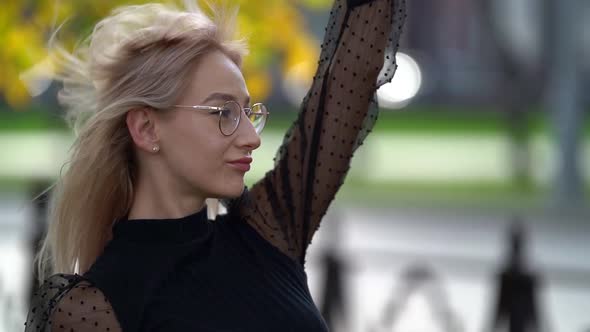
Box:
[228,157,253,164]
[227,157,252,172]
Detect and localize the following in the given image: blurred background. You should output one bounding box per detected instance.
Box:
[1,0,589,331]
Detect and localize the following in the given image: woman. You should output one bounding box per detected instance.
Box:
[24,0,405,331]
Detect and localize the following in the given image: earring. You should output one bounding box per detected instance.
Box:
[152,145,160,152]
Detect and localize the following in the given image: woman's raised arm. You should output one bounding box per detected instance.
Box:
[238,0,406,266]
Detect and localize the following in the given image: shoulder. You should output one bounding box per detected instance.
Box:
[25,273,84,330]
[25,273,121,332]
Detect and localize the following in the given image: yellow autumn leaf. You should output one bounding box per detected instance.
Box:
[245,70,272,102]
[284,33,319,79]
[5,75,30,107]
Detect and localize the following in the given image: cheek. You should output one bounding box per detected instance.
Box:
[163,117,243,196]
[181,130,224,172]
[174,130,236,189]
[164,121,219,170]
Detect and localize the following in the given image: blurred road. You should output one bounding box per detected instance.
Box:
[305,205,590,332]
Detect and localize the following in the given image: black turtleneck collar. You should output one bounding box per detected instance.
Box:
[112,206,211,245]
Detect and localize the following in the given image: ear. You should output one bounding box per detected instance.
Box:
[126,107,160,152]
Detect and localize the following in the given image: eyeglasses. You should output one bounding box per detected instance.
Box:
[173,100,269,136]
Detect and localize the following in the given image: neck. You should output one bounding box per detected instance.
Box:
[127,168,206,220]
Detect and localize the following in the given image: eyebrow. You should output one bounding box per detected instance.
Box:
[201,92,250,107]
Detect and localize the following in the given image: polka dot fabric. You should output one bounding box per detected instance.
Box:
[24,274,122,331]
[238,0,406,267]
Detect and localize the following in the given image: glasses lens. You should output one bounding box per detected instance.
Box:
[219,101,241,135]
[249,103,267,134]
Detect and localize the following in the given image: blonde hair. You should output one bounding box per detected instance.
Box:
[34,1,248,283]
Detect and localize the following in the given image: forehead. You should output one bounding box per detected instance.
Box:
[183,49,248,104]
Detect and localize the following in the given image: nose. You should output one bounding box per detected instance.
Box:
[234,110,261,151]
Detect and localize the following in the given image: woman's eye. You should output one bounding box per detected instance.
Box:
[220,108,232,118]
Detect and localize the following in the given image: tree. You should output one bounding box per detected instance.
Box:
[1,0,331,108]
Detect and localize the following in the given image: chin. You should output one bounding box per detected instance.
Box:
[227,184,246,198]
[213,183,245,199]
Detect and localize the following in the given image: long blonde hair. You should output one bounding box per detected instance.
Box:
[34,1,248,283]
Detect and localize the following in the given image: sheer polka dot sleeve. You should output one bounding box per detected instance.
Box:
[24,274,122,332]
[239,0,406,266]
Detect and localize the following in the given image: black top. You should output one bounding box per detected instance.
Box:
[24,0,406,330]
[102,201,328,331]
